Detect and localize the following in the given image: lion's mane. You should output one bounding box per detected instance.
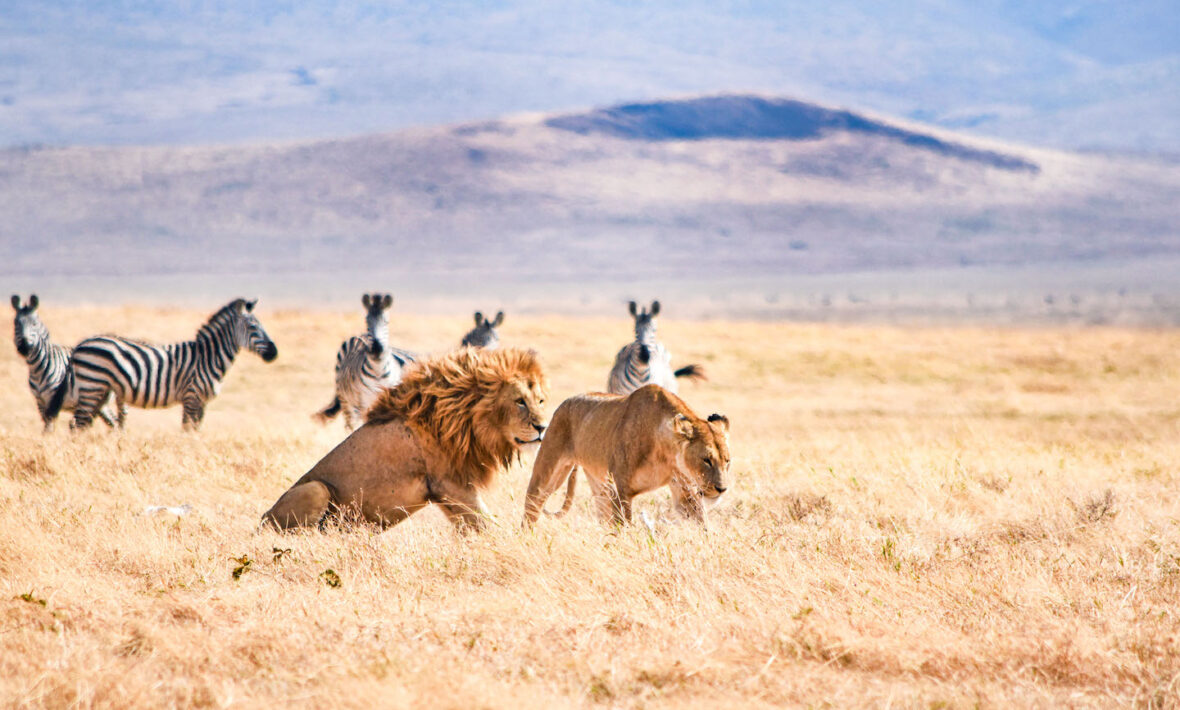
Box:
[366,346,547,488]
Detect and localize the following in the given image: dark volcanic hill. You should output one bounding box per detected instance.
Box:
[1,94,1177,285]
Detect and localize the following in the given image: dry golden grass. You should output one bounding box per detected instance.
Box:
[2,305,1180,708]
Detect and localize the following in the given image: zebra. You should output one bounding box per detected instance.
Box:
[315,293,416,430]
[11,294,116,432]
[49,298,278,431]
[607,300,706,395]
[460,310,503,349]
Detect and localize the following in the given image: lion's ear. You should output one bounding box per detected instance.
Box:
[672,413,695,440]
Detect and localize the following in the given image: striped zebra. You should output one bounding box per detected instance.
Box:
[607,300,706,395]
[49,298,278,431]
[460,310,503,349]
[315,293,416,430]
[11,294,116,432]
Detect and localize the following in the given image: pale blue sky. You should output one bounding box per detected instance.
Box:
[1,1,1177,151]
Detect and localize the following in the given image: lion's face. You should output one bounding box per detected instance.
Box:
[673,412,731,500]
[488,377,549,447]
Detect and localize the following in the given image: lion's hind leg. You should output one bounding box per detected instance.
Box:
[261,480,334,531]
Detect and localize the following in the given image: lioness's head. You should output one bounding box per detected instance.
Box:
[672,411,731,500]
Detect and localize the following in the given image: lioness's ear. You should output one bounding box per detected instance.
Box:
[628,301,637,317]
[672,413,695,439]
[492,311,504,327]
[650,300,660,316]
[473,311,484,326]
[707,413,729,431]
[11,295,20,311]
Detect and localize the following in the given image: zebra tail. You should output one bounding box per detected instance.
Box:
[45,374,71,422]
[545,469,579,518]
[313,396,342,423]
[674,364,708,382]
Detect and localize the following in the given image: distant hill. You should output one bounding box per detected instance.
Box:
[1,94,1177,289]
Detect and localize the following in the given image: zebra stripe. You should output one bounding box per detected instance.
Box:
[11,294,115,431]
[59,298,277,431]
[607,300,704,395]
[460,310,503,349]
[316,293,415,430]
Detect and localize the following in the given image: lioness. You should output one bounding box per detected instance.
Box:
[523,384,730,528]
[262,347,548,532]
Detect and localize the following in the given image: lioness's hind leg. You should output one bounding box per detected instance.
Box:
[261,481,333,531]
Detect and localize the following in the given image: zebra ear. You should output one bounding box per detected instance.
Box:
[473,311,484,326]
[11,295,20,310]
[492,311,504,327]
[650,300,660,316]
[28,294,39,311]
[382,294,393,310]
[245,299,257,312]
[362,294,372,309]
[628,301,637,317]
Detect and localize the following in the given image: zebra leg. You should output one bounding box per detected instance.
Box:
[39,405,55,434]
[114,395,129,429]
[181,396,205,431]
[261,481,334,531]
[92,391,118,428]
[71,385,110,431]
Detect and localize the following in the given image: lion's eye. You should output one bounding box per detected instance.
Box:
[516,398,527,407]
[702,457,712,466]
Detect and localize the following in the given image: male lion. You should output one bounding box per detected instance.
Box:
[522,384,730,528]
[262,347,548,532]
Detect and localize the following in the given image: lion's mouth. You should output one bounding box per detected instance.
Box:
[515,435,543,445]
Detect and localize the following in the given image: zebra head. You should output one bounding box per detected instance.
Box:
[361,293,393,356]
[461,310,503,349]
[628,300,660,344]
[11,294,47,358]
[229,298,278,362]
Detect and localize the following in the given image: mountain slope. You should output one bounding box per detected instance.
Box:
[1,95,1176,285]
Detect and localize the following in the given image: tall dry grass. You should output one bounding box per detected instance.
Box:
[1,304,1179,708]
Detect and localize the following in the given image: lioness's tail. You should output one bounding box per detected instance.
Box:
[674,364,707,382]
[545,468,579,518]
[313,396,342,424]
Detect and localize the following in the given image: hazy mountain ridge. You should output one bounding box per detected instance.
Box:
[1,95,1177,286]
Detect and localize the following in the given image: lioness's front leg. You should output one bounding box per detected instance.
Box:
[428,476,490,533]
[670,478,707,526]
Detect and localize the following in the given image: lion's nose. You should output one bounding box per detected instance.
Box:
[714,485,727,494]
[533,423,547,435]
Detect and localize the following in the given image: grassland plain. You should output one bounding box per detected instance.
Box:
[1,304,1179,708]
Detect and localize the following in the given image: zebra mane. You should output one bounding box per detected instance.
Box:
[196,299,248,341]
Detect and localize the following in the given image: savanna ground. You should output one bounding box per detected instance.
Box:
[1,304,1179,708]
